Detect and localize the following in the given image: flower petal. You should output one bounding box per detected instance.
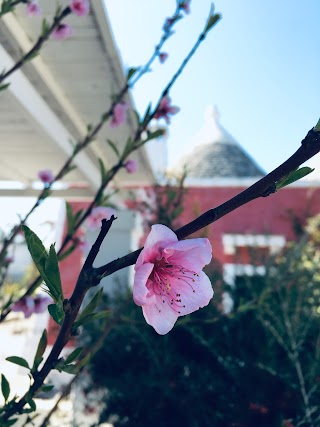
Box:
[142,301,178,335]
[172,271,213,316]
[135,224,177,269]
[133,263,154,306]
[168,106,180,115]
[165,238,212,271]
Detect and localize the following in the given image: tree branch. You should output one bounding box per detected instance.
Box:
[96,127,320,279]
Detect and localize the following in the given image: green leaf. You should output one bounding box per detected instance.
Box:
[25,49,40,62]
[98,158,107,183]
[65,347,83,365]
[22,225,48,281]
[27,399,36,412]
[48,303,65,325]
[23,225,67,297]
[0,0,14,16]
[66,202,74,234]
[127,67,140,82]
[45,245,62,302]
[55,359,79,375]
[132,109,141,127]
[143,128,166,144]
[74,310,110,329]
[41,18,50,36]
[204,4,221,34]
[6,356,30,370]
[106,140,120,158]
[66,164,77,175]
[5,418,18,426]
[79,288,103,320]
[141,104,152,127]
[74,288,104,329]
[77,353,91,370]
[33,330,47,371]
[1,374,10,403]
[0,83,10,92]
[40,384,54,393]
[276,167,314,190]
[60,364,79,375]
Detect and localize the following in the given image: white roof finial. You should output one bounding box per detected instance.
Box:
[202,105,238,146]
[204,105,220,124]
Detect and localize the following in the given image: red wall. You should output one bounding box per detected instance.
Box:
[179,185,320,265]
[48,186,320,344]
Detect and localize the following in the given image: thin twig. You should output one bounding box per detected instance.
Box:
[0,9,214,321]
[0,6,71,83]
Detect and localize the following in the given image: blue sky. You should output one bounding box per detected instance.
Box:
[105,1,320,173]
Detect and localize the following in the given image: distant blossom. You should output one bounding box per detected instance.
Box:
[33,295,52,313]
[26,1,41,16]
[73,236,90,253]
[179,0,191,14]
[133,224,213,334]
[38,169,54,184]
[4,256,14,265]
[12,296,35,318]
[70,0,90,17]
[159,52,169,64]
[12,294,51,318]
[154,96,180,124]
[163,15,182,33]
[52,23,73,41]
[109,103,128,128]
[124,159,138,174]
[86,206,117,230]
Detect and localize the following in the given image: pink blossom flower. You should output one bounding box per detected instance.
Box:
[86,206,117,230]
[163,17,174,32]
[159,52,169,64]
[124,159,138,174]
[12,296,35,318]
[73,236,90,253]
[154,96,180,124]
[26,1,41,16]
[4,256,14,265]
[52,23,73,41]
[133,224,213,334]
[33,295,52,313]
[38,169,54,184]
[180,0,191,14]
[109,103,128,128]
[70,0,90,17]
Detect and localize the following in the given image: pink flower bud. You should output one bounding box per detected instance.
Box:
[38,169,54,184]
[86,207,117,230]
[70,0,90,17]
[159,52,169,64]
[154,96,180,124]
[180,0,191,14]
[26,1,41,16]
[109,103,129,128]
[124,159,138,174]
[4,256,14,265]
[163,17,174,32]
[52,23,73,41]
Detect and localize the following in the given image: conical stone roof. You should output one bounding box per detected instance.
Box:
[180,106,265,179]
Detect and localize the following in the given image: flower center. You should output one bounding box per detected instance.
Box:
[150,259,199,314]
